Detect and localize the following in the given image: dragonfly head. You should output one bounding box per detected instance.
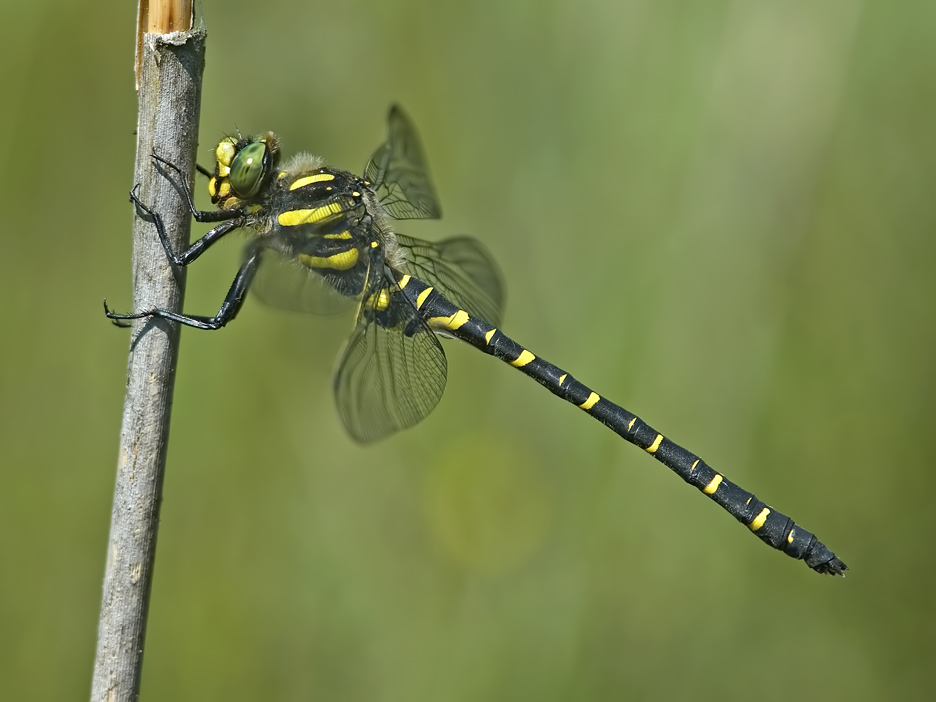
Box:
[208,131,280,209]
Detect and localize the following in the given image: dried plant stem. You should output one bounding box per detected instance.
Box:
[91,27,205,702]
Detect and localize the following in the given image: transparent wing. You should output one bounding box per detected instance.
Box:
[251,244,356,315]
[334,268,447,443]
[364,105,442,220]
[396,233,505,327]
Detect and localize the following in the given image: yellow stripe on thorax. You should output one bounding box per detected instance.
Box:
[278,202,343,226]
[367,289,391,311]
[289,173,335,190]
[298,248,359,271]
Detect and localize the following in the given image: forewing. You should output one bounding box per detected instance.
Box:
[364,105,442,220]
[396,233,505,327]
[334,277,447,443]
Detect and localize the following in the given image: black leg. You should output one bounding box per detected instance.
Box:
[129,186,243,267]
[150,152,240,224]
[105,245,264,330]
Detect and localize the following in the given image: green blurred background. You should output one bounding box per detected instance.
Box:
[2,0,934,699]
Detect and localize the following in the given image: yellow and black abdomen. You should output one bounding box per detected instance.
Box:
[394,270,846,575]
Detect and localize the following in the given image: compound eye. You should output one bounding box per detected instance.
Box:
[229,141,269,198]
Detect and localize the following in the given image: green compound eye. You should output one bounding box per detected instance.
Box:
[229,140,269,198]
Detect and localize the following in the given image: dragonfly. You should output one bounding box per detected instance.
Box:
[106,106,846,575]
